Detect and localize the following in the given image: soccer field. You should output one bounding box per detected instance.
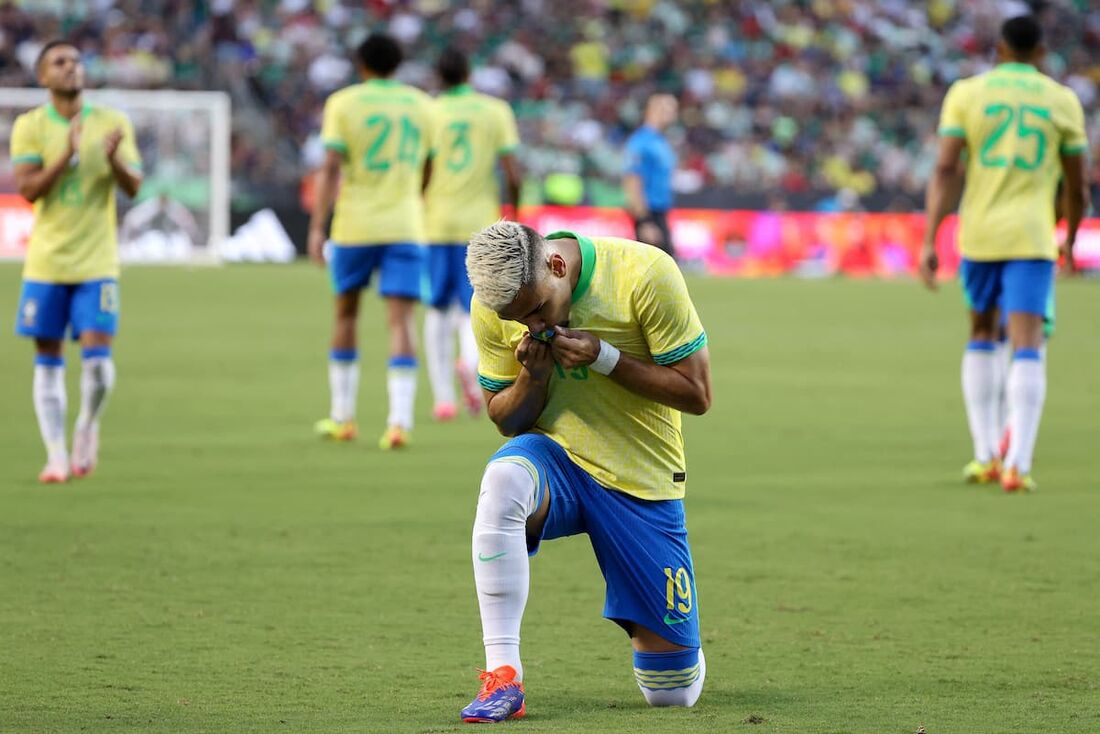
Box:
[1,262,1099,733]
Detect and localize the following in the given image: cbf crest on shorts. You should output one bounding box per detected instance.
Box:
[21,298,37,328]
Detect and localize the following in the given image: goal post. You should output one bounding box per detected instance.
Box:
[0,88,230,263]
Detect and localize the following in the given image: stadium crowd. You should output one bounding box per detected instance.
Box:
[1,0,1097,209]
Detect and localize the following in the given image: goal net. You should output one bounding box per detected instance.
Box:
[0,88,230,264]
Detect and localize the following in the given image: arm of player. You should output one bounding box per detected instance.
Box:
[1058,152,1088,273]
[422,155,433,194]
[13,119,80,203]
[920,135,965,291]
[484,334,555,437]
[105,127,142,198]
[500,153,522,218]
[308,150,342,265]
[551,327,711,415]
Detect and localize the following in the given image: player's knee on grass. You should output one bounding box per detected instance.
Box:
[634,648,705,707]
[475,460,540,530]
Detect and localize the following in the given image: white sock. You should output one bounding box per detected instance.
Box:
[961,342,999,463]
[1005,350,1046,475]
[473,459,540,680]
[33,358,68,466]
[424,308,456,406]
[75,355,116,433]
[993,340,1011,437]
[454,307,479,374]
[386,358,417,430]
[635,648,706,707]
[328,350,359,423]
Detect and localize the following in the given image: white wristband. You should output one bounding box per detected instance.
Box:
[590,339,621,375]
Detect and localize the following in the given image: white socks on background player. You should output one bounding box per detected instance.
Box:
[328,349,359,423]
[961,341,1000,463]
[472,459,539,680]
[425,306,478,408]
[1004,348,1045,475]
[33,348,116,470]
[33,356,68,468]
[387,356,417,430]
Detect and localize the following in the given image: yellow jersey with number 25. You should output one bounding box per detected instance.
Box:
[10,103,141,283]
[473,232,707,501]
[938,63,1087,261]
[320,79,435,246]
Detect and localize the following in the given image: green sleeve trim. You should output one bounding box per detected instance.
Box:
[11,154,43,165]
[478,374,515,392]
[1060,144,1086,155]
[652,332,708,366]
[938,127,966,138]
[323,140,348,153]
[498,145,518,155]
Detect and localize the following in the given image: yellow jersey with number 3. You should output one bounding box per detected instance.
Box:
[320,79,435,245]
[10,103,141,283]
[938,63,1087,261]
[472,232,707,501]
[424,85,519,243]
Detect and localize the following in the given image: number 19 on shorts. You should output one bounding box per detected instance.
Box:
[664,566,693,616]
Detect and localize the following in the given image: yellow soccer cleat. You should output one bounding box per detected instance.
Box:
[378,426,410,450]
[962,459,1000,484]
[314,418,358,441]
[1001,467,1037,494]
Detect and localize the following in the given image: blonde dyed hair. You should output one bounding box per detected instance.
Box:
[465,221,543,312]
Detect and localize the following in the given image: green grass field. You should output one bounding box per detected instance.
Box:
[1,263,1099,733]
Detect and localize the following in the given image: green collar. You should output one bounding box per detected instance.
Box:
[996,62,1038,74]
[444,83,473,96]
[365,78,400,87]
[46,101,91,124]
[545,230,596,304]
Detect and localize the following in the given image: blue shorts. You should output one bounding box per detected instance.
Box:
[491,433,701,648]
[960,259,1054,317]
[426,243,473,311]
[329,242,422,298]
[15,279,119,341]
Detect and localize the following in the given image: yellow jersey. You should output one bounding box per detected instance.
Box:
[938,63,1087,261]
[424,85,519,243]
[10,103,141,283]
[320,79,436,245]
[473,232,707,501]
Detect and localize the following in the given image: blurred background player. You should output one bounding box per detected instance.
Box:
[921,15,1088,493]
[11,40,142,483]
[623,93,678,257]
[308,34,435,450]
[460,222,711,722]
[422,47,522,422]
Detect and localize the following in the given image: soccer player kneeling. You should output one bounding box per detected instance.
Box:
[460,222,711,722]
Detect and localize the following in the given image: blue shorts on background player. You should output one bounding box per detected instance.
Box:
[423,243,483,422]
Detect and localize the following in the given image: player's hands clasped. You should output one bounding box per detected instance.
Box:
[550,326,601,370]
[918,243,939,291]
[104,127,124,161]
[67,119,82,159]
[515,334,554,381]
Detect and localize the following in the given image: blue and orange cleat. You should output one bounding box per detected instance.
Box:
[378,426,410,450]
[314,418,358,441]
[962,458,1001,484]
[461,666,526,723]
[1001,467,1037,493]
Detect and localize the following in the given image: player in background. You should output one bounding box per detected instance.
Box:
[459,222,711,722]
[623,93,678,256]
[422,48,521,421]
[11,40,142,483]
[921,15,1088,492]
[308,34,435,450]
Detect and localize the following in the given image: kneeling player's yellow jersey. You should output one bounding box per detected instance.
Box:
[424,85,519,243]
[473,232,707,501]
[320,79,435,245]
[10,103,141,283]
[938,63,1087,261]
